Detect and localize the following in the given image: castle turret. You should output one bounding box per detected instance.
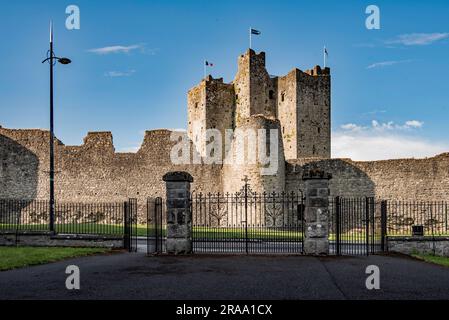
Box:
[233,49,277,125]
[277,66,331,159]
[222,115,285,195]
[187,75,235,157]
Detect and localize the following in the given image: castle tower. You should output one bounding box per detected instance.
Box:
[222,115,285,195]
[187,49,331,175]
[187,75,235,157]
[277,66,331,159]
[233,49,277,126]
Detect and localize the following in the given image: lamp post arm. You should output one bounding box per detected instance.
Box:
[42,56,62,64]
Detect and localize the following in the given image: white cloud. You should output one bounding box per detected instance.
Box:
[404,120,424,128]
[334,119,447,160]
[340,123,363,131]
[167,128,187,132]
[104,70,136,77]
[366,59,413,69]
[341,120,424,133]
[332,132,448,161]
[88,44,144,55]
[386,33,449,46]
[120,146,140,153]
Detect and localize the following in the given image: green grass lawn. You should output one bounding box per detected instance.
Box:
[0,247,110,271]
[412,253,449,267]
[2,223,447,241]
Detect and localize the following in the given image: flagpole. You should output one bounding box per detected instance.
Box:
[249,27,252,49]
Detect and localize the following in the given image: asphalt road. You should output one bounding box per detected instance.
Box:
[0,252,448,300]
[142,239,380,255]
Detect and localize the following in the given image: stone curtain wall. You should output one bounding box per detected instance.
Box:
[0,127,222,206]
[286,155,449,201]
[1,126,449,216]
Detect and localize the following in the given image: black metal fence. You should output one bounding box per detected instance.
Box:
[329,197,385,256]
[191,187,304,254]
[386,201,449,237]
[0,199,127,236]
[146,197,166,254]
[2,196,448,255]
[124,198,138,252]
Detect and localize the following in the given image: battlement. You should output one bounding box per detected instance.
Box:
[304,65,330,76]
[204,75,224,83]
[237,49,266,68]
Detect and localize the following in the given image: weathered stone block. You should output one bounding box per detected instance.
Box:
[304,207,328,222]
[307,197,329,208]
[305,223,328,238]
[304,239,329,255]
[166,238,192,254]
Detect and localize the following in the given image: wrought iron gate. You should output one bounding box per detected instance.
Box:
[146,197,165,254]
[191,183,305,254]
[124,198,138,252]
[329,197,387,255]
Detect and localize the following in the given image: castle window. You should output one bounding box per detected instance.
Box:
[235,94,238,100]
[269,90,274,100]
[317,127,320,134]
[195,102,198,109]
[282,127,285,134]
[281,93,285,102]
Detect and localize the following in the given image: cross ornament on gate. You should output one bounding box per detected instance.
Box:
[241,175,251,185]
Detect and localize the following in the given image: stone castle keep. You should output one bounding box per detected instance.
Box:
[1,49,449,205]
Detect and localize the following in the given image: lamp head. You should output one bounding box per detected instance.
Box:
[58,58,71,65]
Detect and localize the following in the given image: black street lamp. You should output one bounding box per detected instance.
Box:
[41,22,71,233]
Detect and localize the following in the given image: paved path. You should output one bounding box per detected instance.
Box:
[0,252,448,300]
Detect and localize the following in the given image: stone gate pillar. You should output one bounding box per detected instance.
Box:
[163,171,193,254]
[302,169,332,255]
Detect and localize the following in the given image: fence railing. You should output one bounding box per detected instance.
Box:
[386,201,449,237]
[329,198,449,238]
[0,199,125,236]
[1,198,448,239]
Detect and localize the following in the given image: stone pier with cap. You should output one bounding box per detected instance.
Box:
[163,171,193,254]
[302,169,332,255]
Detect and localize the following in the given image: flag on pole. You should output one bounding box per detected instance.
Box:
[204,60,214,78]
[324,46,328,68]
[249,28,261,49]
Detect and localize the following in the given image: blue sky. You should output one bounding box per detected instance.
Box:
[0,0,448,160]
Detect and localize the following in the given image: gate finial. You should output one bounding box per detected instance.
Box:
[241,175,251,184]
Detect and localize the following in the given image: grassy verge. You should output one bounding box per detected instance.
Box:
[0,247,110,271]
[411,253,449,267]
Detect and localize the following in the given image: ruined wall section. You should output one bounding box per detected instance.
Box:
[286,154,449,201]
[0,128,222,205]
[297,66,331,159]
